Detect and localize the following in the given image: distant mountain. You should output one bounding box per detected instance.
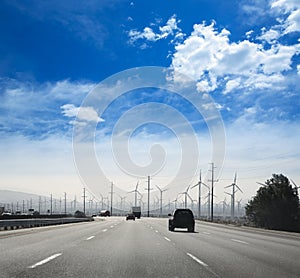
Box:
[0,190,82,214]
[0,190,47,205]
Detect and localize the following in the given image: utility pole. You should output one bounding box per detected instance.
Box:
[147,176,150,217]
[110,182,113,216]
[59,197,62,214]
[83,188,86,215]
[99,193,104,210]
[208,163,217,222]
[198,172,202,219]
[54,199,57,213]
[50,194,53,215]
[38,196,41,213]
[64,192,67,215]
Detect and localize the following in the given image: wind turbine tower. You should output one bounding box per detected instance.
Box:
[225,172,243,220]
[156,185,168,217]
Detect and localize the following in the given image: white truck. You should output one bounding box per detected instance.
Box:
[131,206,141,219]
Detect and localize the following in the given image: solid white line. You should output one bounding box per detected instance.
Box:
[187,253,208,267]
[86,236,95,241]
[102,229,107,232]
[164,236,171,242]
[28,253,62,269]
[231,239,249,245]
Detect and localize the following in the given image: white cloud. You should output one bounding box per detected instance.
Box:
[271,0,300,34]
[285,8,300,33]
[258,28,280,43]
[61,104,104,123]
[224,79,241,95]
[271,0,300,13]
[0,78,97,138]
[128,14,183,46]
[171,21,299,95]
[262,44,296,74]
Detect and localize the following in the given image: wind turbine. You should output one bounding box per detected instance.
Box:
[180,184,193,209]
[137,191,143,207]
[220,198,228,219]
[236,199,242,219]
[256,181,266,187]
[128,181,139,207]
[156,185,168,217]
[153,195,160,215]
[172,196,179,210]
[201,182,211,218]
[191,170,209,219]
[117,194,126,214]
[225,172,243,220]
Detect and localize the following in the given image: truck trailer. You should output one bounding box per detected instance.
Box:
[131,206,141,219]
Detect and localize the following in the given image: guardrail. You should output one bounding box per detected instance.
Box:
[0,217,93,231]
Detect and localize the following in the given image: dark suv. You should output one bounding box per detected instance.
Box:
[168,209,195,232]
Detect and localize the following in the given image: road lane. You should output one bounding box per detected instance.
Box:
[144,218,300,278]
[14,217,216,278]
[0,217,122,277]
[0,216,299,277]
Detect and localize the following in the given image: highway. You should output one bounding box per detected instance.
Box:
[0,217,299,278]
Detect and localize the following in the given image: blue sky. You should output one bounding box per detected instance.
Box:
[0,0,299,205]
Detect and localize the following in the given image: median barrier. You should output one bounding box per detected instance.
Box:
[0,217,93,231]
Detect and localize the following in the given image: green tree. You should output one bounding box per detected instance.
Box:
[245,174,299,231]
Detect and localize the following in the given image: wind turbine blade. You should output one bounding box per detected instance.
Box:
[290,179,299,188]
[224,184,233,189]
[234,172,237,185]
[202,182,210,189]
[187,193,193,201]
[236,184,243,193]
[191,183,198,189]
[256,182,266,186]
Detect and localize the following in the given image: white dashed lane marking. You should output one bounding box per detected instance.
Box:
[231,239,249,245]
[187,253,208,267]
[86,236,95,241]
[164,236,171,242]
[202,232,211,235]
[28,253,62,269]
[102,229,108,232]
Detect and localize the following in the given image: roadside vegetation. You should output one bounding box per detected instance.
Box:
[245,174,300,232]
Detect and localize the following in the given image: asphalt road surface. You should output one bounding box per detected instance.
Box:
[0,217,299,277]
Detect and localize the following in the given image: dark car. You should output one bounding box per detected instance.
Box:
[100,210,110,217]
[168,209,195,232]
[126,213,135,221]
